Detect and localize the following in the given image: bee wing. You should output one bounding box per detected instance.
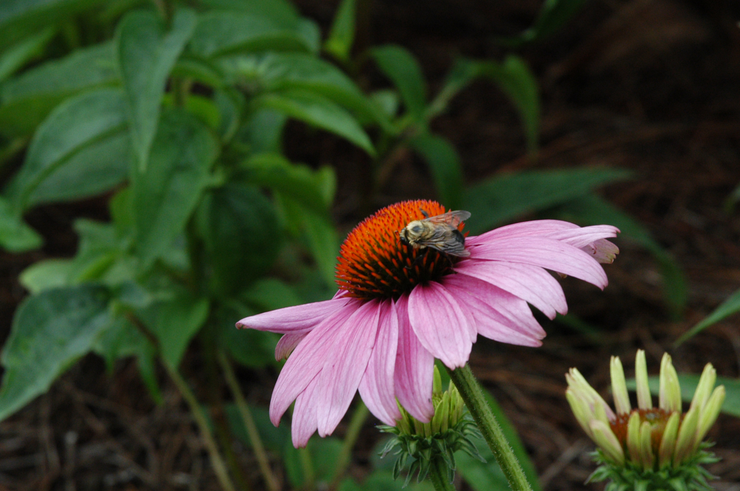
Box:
[425,210,471,227]
[425,233,470,257]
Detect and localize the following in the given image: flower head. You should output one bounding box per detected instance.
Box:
[379,366,484,485]
[566,350,725,490]
[238,200,619,447]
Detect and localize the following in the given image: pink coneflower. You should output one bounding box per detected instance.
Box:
[237,200,619,447]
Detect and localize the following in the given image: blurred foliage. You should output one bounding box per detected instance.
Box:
[0,0,690,489]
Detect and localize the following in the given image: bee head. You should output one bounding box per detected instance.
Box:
[399,228,410,245]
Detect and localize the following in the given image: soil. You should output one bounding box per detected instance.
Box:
[1,0,739,490]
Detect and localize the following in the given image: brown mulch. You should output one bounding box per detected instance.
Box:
[1,0,739,490]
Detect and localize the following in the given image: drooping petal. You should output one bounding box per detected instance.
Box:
[542,225,619,249]
[316,300,381,436]
[358,299,402,425]
[237,297,351,333]
[394,295,434,422]
[442,274,545,346]
[269,298,362,426]
[408,281,475,369]
[469,236,609,289]
[275,332,309,360]
[583,238,619,264]
[456,260,567,318]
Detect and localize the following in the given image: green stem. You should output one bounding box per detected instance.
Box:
[298,445,316,491]
[429,457,456,491]
[164,362,237,491]
[446,364,532,491]
[330,402,370,488]
[217,350,280,491]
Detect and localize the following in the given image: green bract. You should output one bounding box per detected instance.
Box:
[378,368,484,486]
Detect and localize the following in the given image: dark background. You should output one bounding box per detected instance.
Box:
[1,0,739,489]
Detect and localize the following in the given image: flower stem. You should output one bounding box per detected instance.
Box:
[217,350,280,491]
[164,362,236,491]
[429,457,456,491]
[446,364,532,491]
[330,402,370,488]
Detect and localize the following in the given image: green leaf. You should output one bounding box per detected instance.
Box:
[67,219,121,283]
[26,131,132,208]
[503,0,588,46]
[116,8,196,171]
[197,183,281,295]
[214,89,244,142]
[277,194,339,288]
[242,277,303,311]
[462,167,633,233]
[255,89,374,155]
[0,284,112,422]
[284,438,344,487]
[91,314,160,403]
[338,472,434,491]
[171,56,225,88]
[410,133,464,209]
[555,193,687,317]
[456,446,509,491]
[676,288,740,345]
[225,403,290,451]
[726,181,740,212]
[324,0,355,63]
[474,57,540,153]
[131,109,218,269]
[371,45,427,121]
[139,289,209,369]
[430,56,540,152]
[92,315,154,370]
[189,11,319,58]
[214,303,278,369]
[248,53,393,132]
[460,389,542,491]
[628,375,740,418]
[0,195,42,252]
[6,87,128,211]
[0,0,105,48]
[0,27,55,82]
[238,152,334,212]
[0,42,118,136]
[199,0,301,27]
[238,107,287,154]
[19,259,74,293]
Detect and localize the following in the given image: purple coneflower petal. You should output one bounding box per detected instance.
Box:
[269,300,360,426]
[292,376,320,447]
[275,332,308,360]
[456,260,568,319]
[316,300,380,437]
[394,295,434,422]
[358,299,402,425]
[582,238,620,264]
[469,219,580,243]
[408,281,475,369]
[236,297,350,333]
[470,237,609,289]
[442,274,545,346]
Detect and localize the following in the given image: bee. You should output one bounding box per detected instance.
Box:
[399,209,471,258]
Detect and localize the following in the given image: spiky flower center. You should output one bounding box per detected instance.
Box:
[335,200,467,300]
[610,408,677,454]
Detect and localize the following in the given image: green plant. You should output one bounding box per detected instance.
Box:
[0,0,687,489]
